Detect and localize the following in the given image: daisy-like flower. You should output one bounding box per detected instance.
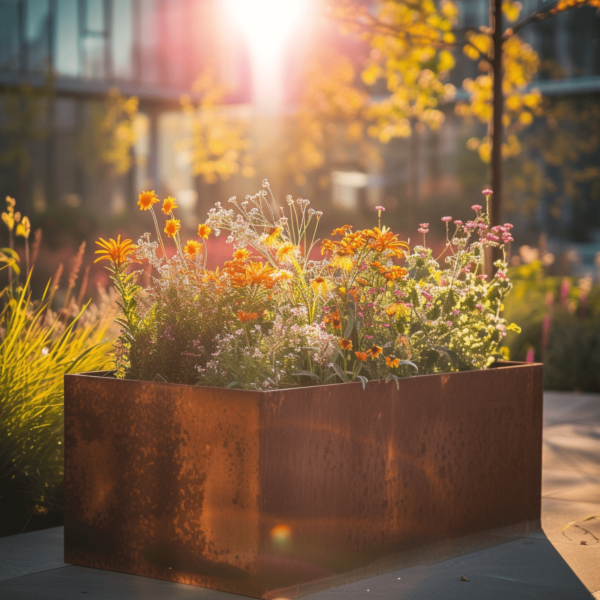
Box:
[162,196,178,214]
[237,311,259,323]
[164,218,181,238]
[95,235,136,266]
[310,276,329,295]
[330,255,354,272]
[197,224,211,239]
[366,345,383,359]
[276,242,298,264]
[138,190,159,211]
[354,351,367,362]
[233,248,251,262]
[385,355,400,368]
[340,338,353,351]
[263,226,282,248]
[184,239,202,257]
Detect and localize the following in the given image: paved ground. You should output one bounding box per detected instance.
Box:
[1,391,599,599]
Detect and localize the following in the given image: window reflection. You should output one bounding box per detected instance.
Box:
[55,0,79,77]
[25,0,51,72]
[112,0,133,80]
[0,0,20,70]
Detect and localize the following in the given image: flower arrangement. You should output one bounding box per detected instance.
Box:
[97,183,518,390]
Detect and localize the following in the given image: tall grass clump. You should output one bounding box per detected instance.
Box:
[0,196,115,521]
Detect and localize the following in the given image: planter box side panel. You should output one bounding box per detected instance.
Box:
[64,375,262,597]
[258,363,543,597]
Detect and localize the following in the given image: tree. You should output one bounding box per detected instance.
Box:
[328,0,600,226]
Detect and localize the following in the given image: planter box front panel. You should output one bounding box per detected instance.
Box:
[65,363,542,599]
[64,376,262,597]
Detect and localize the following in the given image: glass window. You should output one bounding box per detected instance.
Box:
[25,0,51,72]
[85,0,105,33]
[55,0,80,77]
[0,0,20,70]
[111,0,133,79]
[139,0,158,84]
[82,34,106,78]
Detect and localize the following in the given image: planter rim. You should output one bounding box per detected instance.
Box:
[67,360,542,395]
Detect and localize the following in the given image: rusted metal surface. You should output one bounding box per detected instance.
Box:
[64,362,543,599]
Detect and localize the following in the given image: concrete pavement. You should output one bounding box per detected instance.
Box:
[1,391,599,599]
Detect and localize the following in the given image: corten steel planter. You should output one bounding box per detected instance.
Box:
[64,361,543,599]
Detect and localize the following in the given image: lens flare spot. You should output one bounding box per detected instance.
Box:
[270,524,292,548]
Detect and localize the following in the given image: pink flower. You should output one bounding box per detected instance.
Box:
[375,205,385,211]
[495,271,507,280]
[403,302,414,309]
[482,188,493,196]
[477,222,488,230]
[418,228,429,234]
[476,303,484,311]
[419,223,429,228]
[471,204,483,211]
[465,221,476,229]
[441,216,452,222]
[422,291,432,301]
[365,334,374,340]
[381,323,390,328]
[451,309,460,315]
[525,348,535,363]
[503,223,514,229]
[454,220,463,226]
[477,274,488,280]
[486,233,499,242]
[446,321,453,327]
[502,234,514,243]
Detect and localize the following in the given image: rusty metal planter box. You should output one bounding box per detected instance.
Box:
[64,362,543,599]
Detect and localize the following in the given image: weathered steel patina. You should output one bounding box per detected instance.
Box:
[64,362,543,599]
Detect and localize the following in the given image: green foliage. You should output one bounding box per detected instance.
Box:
[0,277,113,513]
[503,260,600,391]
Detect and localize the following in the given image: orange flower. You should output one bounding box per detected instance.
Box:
[95,235,136,267]
[138,190,159,211]
[238,310,259,323]
[162,196,178,214]
[184,239,202,257]
[364,226,409,258]
[385,355,400,368]
[340,338,353,351]
[331,225,353,236]
[366,345,383,359]
[276,242,298,264]
[233,248,251,262]
[164,218,181,238]
[354,351,367,361]
[324,310,342,329]
[197,224,211,239]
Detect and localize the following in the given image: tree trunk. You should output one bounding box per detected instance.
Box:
[490,0,503,227]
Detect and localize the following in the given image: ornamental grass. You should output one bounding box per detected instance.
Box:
[0,196,115,517]
[99,183,519,390]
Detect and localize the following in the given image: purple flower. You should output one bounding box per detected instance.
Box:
[381,323,390,328]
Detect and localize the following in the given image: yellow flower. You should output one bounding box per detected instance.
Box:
[162,196,178,214]
[15,216,30,238]
[263,226,282,248]
[138,190,159,211]
[184,239,202,257]
[197,224,211,239]
[95,235,136,266]
[340,338,353,351]
[275,242,298,265]
[310,276,329,295]
[330,255,354,272]
[366,345,383,359]
[164,218,181,238]
[233,248,251,262]
[385,356,400,368]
